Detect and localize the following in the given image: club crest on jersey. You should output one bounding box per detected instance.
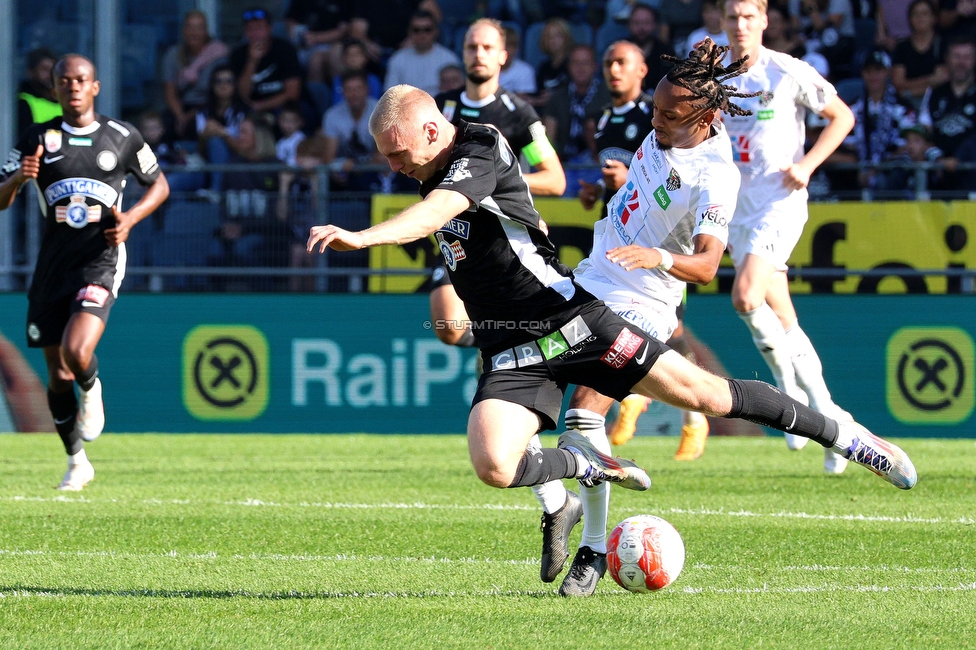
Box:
[625,123,639,140]
[635,146,643,160]
[444,158,472,183]
[666,168,681,191]
[97,150,117,171]
[759,90,774,106]
[44,129,62,153]
[438,235,467,270]
[44,177,119,207]
[56,194,101,228]
[442,100,457,122]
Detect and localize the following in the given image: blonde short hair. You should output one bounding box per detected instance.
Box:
[368,84,438,137]
[727,0,768,14]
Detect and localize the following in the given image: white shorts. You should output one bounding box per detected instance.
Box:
[727,208,807,271]
[575,267,676,342]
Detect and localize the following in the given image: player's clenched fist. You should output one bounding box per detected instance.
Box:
[306,225,365,253]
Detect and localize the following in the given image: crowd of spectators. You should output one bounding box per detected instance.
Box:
[13,0,976,287]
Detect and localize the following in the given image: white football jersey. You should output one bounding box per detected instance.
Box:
[577,121,739,312]
[721,47,836,224]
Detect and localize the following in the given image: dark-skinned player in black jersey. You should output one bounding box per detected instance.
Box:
[579,40,712,459]
[0,54,170,490]
[306,83,917,592]
[429,18,566,349]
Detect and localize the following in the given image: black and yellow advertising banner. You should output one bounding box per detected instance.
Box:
[369,197,976,294]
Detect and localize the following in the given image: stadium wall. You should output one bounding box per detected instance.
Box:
[0,294,974,437]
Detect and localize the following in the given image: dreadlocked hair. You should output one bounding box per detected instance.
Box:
[660,38,760,117]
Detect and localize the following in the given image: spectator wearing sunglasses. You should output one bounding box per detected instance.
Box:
[229,7,303,114]
[383,10,459,96]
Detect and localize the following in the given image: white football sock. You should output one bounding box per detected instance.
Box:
[785,322,835,413]
[528,435,567,514]
[566,408,610,553]
[683,410,707,426]
[68,448,88,465]
[738,303,804,400]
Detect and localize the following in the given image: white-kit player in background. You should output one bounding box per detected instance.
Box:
[722,0,857,473]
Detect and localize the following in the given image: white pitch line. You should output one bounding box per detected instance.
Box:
[2,550,974,576]
[2,583,975,600]
[2,494,973,526]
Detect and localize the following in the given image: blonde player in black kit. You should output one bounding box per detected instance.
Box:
[0,54,170,490]
[429,18,566,348]
[307,84,917,589]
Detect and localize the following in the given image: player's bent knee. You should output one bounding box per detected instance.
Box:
[472,459,513,488]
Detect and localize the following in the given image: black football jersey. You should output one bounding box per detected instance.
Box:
[593,92,654,207]
[435,87,552,166]
[420,121,592,351]
[1,115,161,301]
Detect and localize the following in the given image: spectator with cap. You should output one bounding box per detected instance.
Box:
[885,123,947,195]
[830,48,917,192]
[229,7,304,114]
[891,0,947,108]
[383,10,459,96]
[16,48,60,137]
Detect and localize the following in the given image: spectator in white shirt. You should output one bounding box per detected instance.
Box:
[499,26,539,99]
[382,10,460,96]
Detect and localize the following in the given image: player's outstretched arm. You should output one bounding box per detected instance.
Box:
[308,188,471,253]
[606,233,725,285]
[105,172,171,246]
[0,144,42,211]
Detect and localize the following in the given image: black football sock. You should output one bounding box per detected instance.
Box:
[48,388,81,455]
[76,354,99,392]
[725,379,838,448]
[508,447,578,487]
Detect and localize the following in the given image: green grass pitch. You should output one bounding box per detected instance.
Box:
[1,433,974,649]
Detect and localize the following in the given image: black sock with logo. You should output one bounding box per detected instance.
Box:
[725,379,838,448]
[76,354,99,392]
[48,389,81,455]
[508,448,578,487]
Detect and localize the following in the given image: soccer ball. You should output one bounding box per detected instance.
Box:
[607,515,685,593]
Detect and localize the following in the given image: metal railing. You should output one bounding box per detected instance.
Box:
[1,160,975,293]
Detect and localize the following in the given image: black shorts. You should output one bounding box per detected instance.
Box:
[473,300,668,430]
[26,284,116,348]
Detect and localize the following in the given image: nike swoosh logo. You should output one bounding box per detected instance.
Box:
[81,301,102,308]
[635,341,650,365]
[54,416,74,424]
[44,155,64,163]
